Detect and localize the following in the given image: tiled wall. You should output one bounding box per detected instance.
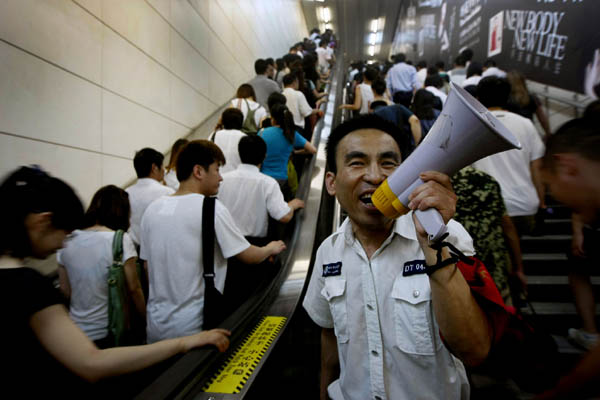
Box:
[0,0,307,204]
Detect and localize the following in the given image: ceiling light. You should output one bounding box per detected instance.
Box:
[371,19,378,32]
[323,7,331,22]
[369,32,377,45]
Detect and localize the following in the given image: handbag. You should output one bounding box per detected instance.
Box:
[107,229,131,346]
[202,196,227,330]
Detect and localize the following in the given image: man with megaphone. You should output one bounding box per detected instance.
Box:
[303,114,500,400]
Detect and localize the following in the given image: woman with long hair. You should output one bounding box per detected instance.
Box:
[230,84,268,134]
[258,104,316,198]
[506,70,551,140]
[0,166,229,397]
[165,138,189,190]
[57,185,145,348]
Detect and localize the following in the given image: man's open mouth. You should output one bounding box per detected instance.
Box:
[360,193,373,205]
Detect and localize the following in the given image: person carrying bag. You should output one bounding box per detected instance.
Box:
[107,229,132,346]
[202,196,230,330]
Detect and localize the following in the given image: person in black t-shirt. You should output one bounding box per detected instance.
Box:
[0,166,231,398]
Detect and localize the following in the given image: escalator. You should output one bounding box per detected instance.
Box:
[131,58,346,400]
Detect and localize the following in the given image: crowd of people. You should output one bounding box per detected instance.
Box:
[3,27,600,399]
[310,48,600,399]
[1,29,336,397]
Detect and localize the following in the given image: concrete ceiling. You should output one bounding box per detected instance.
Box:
[301,0,403,64]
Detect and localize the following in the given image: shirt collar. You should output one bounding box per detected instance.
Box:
[333,212,417,246]
[237,164,260,172]
[137,177,161,186]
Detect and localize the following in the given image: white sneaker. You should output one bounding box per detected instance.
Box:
[568,328,599,351]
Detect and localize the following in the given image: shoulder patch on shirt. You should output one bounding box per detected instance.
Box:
[402,259,427,277]
[322,262,342,277]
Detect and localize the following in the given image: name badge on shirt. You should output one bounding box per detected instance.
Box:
[322,262,342,277]
[402,259,426,277]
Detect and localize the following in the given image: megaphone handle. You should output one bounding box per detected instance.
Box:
[414,208,448,242]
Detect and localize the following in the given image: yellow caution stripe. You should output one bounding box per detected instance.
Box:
[202,316,287,394]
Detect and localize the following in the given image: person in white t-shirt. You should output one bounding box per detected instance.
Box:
[472,76,545,236]
[209,108,247,175]
[416,60,428,88]
[126,148,175,246]
[165,138,189,190]
[482,59,507,78]
[339,67,377,115]
[230,84,268,134]
[282,73,323,133]
[316,41,332,74]
[140,140,286,342]
[58,185,145,347]
[219,135,304,239]
[462,61,483,89]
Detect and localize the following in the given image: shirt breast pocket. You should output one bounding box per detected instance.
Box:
[321,278,349,343]
[391,276,442,355]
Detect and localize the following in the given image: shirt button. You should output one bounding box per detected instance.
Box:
[413,289,420,298]
[371,350,379,356]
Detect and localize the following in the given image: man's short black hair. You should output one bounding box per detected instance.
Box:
[394,53,406,63]
[477,76,511,109]
[133,148,164,178]
[454,55,466,67]
[466,61,483,78]
[484,58,497,68]
[460,48,474,62]
[238,135,267,165]
[417,60,427,69]
[176,140,226,182]
[222,108,244,130]
[435,60,445,70]
[544,117,600,170]
[283,73,297,87]
[254,59,268,75]
[326,114,410,173]
[371,79,386,96]
[425,73,443,89]
[364,67,378,82]
[265,57,275,66]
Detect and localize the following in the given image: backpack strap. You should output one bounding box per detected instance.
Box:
[202,196,216,286]
[112,230,124,263]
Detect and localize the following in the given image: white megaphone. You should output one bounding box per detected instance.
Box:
[372,83,522,241]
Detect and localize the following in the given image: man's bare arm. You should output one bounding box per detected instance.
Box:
[320,328,339,400]
[409,171,492,366]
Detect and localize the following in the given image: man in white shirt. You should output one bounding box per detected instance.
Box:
[481,59,507,78]
[416,60,428,88]
[282,73,323,135]
[210,108,246,175]
[303,115,493,400]
[219,135,304,239]
[316,41,332,74]
[472,76,545,235]
[126,148,174,246]
[140,140,286,342]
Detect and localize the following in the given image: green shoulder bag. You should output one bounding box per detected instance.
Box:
[107,229,130,346]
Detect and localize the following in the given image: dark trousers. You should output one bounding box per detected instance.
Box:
[393,90,413,108]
